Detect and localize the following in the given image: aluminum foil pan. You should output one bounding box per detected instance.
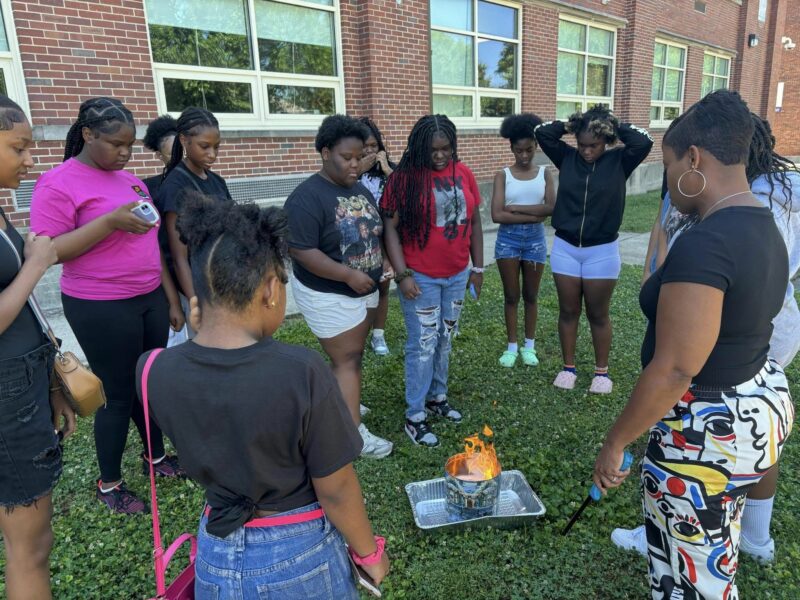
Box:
[405,470,546,531]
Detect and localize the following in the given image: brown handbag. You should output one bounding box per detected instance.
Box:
[0,228,106,417]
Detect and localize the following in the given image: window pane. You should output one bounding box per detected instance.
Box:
[654,43,666,66]
[663,106,680,121]
[652,67,664,101]
[715,58,729,76]
[701,75,714,97]
[478,1,517,38]
[556,100,581,120]
[478,39,516,89]
[0,70,6,96]
[431,0,472,31]
[558,20,585,51]
[164,78,253,113]
[667,46,685,68]
[650,106,660,121]
[713,76,727,92]
[433,94,473,118]
[268,85,334,115]
[146,0,251,69]
[256,1,336,76]
[557,52,584,95]
[480,96,513,118]
[759,0,768,21]
[431,31,474,86]
[703,54,715,74]
[0,7,9,52]
[588,27,613,56]
[586,57,612,97]
[664,69,682,101]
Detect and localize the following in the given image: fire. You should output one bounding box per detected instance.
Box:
[445,425,502,481]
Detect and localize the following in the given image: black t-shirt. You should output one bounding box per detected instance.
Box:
[142,174,164,214]
[640,207,788,385]
[155,163,233,278]
[285,174,383,297]
[0,213,46,359]
[136,337,362,538]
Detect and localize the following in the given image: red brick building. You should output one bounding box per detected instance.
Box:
[0,0,797,228]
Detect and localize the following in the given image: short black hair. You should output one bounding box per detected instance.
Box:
[63,97,135,161]
[315,114,369,152]
[176,193,289,311]
[500,113,542,144]
[566,105,619,144]
[663,90,753,165]
[143,114,178,152]
[0,95,27,131]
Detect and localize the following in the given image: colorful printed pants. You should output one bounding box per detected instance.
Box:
[642,359,794,600]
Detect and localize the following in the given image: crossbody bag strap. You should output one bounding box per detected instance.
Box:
[141,348,166,596]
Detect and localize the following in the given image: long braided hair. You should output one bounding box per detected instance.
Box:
[164,107,219,179]
[747,113,796,215]
[388,114,459,249]
[63,97,135,161]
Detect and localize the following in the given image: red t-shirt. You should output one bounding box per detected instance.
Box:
[382,161,481,278]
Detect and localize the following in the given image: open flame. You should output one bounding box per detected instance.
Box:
[445,425,502,481]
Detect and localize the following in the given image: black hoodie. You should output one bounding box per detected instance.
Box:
[535,120,653,247]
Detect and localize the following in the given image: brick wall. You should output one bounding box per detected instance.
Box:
[773,0,800,155]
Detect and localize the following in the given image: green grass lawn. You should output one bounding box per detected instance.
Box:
[621,190,662,233]
[2,266,797,599]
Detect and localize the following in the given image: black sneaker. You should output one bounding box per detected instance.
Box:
[425,395,462,423]
[405,418,439,447]
[96,480,149,514]
[141,453,186,478]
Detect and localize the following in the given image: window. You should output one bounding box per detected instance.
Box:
[701,52,731,98]
[430,0,521,124]
[758,0,768,22]
[0,1,28,111]
[650,40,686,127]
[556,17,616,120]
[145,0,344,128]
[694,1,706,13]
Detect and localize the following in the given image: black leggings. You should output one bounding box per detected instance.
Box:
[62,287,169,483]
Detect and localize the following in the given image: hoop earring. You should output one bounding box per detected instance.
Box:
[677,168,707,198]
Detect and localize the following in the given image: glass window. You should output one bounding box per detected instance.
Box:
[556,18,615,115]
[758,0,768,22]
[701,53,730,98]
[431,0,520,123]
[0,2,25,110]
[651,40,686,126]
[146,0,344,126]
[0,7,8,52]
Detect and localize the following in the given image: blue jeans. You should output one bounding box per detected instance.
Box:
[194,503,358,600]
[399,268,469,420]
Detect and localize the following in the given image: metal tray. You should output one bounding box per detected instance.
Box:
[405,469,546,531]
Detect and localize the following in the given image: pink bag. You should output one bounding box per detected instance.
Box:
[142,349,197,600]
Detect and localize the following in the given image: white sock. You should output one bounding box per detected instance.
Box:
[373,329,385,338]
[524,338,535,350]
[100,482,121,494]
[507,342,518,353]
[742,496,774,546]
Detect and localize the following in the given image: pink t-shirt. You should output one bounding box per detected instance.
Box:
[30,158,162,301]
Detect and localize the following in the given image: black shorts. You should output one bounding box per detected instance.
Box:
[0,343,62,508]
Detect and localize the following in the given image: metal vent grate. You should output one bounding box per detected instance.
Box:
[227,173,313,205]
[12,180,36,210]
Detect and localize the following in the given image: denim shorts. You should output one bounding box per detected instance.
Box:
[0,343,62,508]
[494,223,547,264]
[194,502,359,600]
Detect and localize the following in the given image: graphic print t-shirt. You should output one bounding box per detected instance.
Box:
[382,161,481,278]
[285,174,383,297]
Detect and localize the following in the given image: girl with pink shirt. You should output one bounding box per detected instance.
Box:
[30,97,185,514]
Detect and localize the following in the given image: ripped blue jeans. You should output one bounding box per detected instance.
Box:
[399,268,469,420]
[0,342,61,508]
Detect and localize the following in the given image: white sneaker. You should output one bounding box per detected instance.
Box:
[370,334,389,356]
[740,534,775,564]
[358,423,393,459]
[359,404,370,417]
[611,525,647,557]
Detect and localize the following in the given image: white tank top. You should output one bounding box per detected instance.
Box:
[503,166,546,207]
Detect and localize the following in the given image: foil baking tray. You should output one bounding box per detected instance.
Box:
[405,470,546,530]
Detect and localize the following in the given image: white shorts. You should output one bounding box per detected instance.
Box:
[291,277,379,339]
[550,237,622,280]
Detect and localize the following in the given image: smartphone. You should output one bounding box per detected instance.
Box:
[469,282,478,300]
[131,201,160,226]
[347,553,382,598]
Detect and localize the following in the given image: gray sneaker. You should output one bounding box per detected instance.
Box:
[371,333,390,356]
[404,418,439,447]
[358,423,393,459]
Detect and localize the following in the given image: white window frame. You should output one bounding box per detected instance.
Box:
[701,51,731,98]
[430,0,522,128]
[650,39,687,129]
[556,15,617,120]
[145,0,346,130]
[0,0,30,115]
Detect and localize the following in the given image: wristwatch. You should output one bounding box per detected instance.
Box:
[394,268,413,283]
[470,267,485,274]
